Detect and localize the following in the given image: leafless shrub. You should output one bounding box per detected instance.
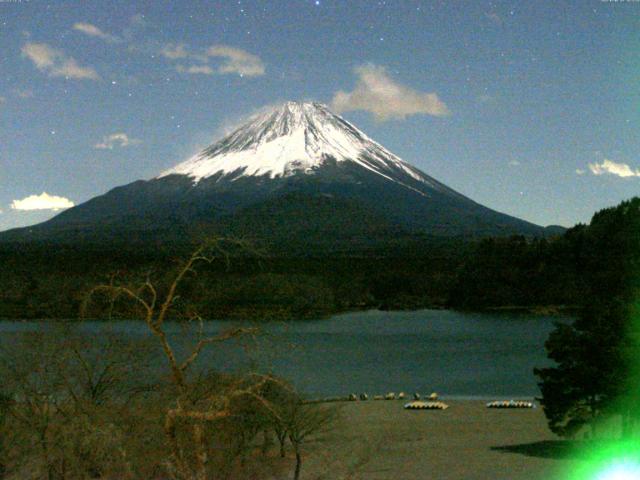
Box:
[0,325,150,479]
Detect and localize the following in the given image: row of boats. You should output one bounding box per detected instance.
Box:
[404,399,535,411]
[308,393,536,410]
[485,400,535,409]
[404,401,449,410]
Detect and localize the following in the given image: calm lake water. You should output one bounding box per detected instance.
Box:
[0,309,564,399]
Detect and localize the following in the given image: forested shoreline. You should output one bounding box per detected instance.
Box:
[0,206,610,321]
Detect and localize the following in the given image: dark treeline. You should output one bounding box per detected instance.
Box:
[2,198,637,320]
[0,239,467,320]
[448,228,587,310]
[451,198,640,312]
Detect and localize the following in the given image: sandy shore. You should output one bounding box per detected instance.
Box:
[302,399,581,480]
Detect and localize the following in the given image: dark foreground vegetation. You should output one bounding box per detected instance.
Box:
[0,329,335,480]
[0,241,337,479]
[2,200,637,321]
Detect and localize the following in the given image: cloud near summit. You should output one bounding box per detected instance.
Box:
[331,64,450,121]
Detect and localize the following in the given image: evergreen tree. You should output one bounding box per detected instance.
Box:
[535,198,640,438]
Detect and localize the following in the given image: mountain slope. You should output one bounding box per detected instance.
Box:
[0,101,549,247]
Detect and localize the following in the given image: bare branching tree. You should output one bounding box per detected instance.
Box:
[82,238,291,480]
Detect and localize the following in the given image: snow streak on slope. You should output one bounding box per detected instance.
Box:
[159,102,442,194]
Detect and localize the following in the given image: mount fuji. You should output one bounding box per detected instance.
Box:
[1,101,551,249]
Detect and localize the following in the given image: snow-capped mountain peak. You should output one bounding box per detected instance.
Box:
[158,101,432,190]
[2,103,547,244]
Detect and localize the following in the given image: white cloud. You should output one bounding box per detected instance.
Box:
[73,22,119,42]
[331,64,450,121]
[161,43,189,59]
[94,132,141,150]
[160,43,265,77]
[21,43,56,69]
[508,160,520,166]
[576,169,585,175]
[176,64,215,75]
[588,159,640,178]
[206,45,265,77]
[21,42,100,80]
[55,58,100,80]
[11,192,75,211]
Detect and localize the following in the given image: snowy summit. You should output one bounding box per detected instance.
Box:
[159,101,432,190]
[1,101,547,243]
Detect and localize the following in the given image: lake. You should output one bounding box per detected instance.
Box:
[0,309,564,399]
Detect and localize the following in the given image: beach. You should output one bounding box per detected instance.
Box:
[302,399,579,480]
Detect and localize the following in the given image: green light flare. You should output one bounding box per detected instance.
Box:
[568,298,640,480]
[561,436,640,480]
[594,461,640,480]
